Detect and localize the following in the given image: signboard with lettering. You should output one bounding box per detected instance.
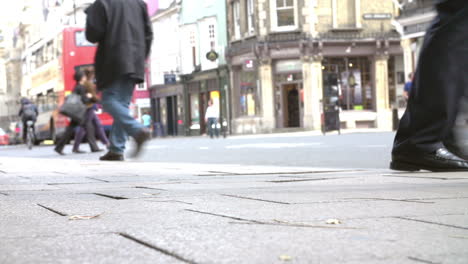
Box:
[164,74,176,85]
[362,13,392,20]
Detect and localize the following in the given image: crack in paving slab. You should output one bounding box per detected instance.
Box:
[197,170,352,177]
[47,182,100,186]
[407,256,441,264]
[118,233,199,264]
[147,200,193,205]
[37,204,68,216]
[0,170,7,174]
[0,192,8,196]
[221,194,291,205]
[344,198,434,204]
[87,177,111,183]
[134,186,168,191]
[395,217,468,231]
[185,209,357,229]
[1,232,115,240]
[93,193,128,200]
[267,177,341,183]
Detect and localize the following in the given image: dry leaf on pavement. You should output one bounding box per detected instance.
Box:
[279,255,293,261]
[326,218,341,225]
[69,214,101,220]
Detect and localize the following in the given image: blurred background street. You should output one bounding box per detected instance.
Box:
[0,131,393,169]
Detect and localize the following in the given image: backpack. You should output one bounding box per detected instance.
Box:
[22,104,36,120]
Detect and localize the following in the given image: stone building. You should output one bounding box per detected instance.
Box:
[227,0,404,134]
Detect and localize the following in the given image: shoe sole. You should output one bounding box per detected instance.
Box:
[390,161,468,172]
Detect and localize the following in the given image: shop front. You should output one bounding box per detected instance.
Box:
[150,84,185,136]
[184,68,229,136]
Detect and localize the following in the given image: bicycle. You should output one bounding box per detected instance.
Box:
[26,120,35,150]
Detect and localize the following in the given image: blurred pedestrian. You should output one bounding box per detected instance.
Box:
[72,68,107,153]
[141,111,152,130]
[403,73,413,101]
[54,71,100,155]
[18,98,38,143]
[205,99,219,139]
[391,0,468,171]
[85,0,153,161]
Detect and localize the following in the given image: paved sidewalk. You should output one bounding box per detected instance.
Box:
[1,157,468,264]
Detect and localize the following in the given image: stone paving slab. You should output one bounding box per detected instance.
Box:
[1,157,468,263]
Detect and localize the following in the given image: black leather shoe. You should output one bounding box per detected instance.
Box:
[391,148,468,172]
[445,142,468,161]
[99,151,124,161]
[130,129,150,158]
[54,148,65,156]
[72,149,86,154]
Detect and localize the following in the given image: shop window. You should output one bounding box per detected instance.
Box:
[322,57,373,111]
[270,0,297,31]
[238,71,260,117]
[246,0,255,35]
[232,1,241,40]
[190,93,200,129]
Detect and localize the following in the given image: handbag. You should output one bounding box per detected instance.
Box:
[59,93,86,123]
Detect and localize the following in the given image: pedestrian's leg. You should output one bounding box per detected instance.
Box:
[102,79,146,154]
[73,127,86,152]
[215,118,219,138]
[85,116,99,151]
[92,114,110,146]
[208,118,213,138]
[55,121,77,153]
[22,120,27,142]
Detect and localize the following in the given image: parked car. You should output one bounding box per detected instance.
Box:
[0,128,10,145]
[7,122,22,145]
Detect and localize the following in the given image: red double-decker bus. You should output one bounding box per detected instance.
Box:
[21,27,113,143]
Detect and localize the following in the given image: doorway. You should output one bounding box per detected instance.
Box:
[166,96,178,136]
[283,84,300,128]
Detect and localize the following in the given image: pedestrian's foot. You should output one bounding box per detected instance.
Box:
[99,151,124,161]
[92,148,104,153]
[390,148,468,172]
[445,142,468,161]
[130,129,150,158]
[54,148,65,156]
[72,149,86,154]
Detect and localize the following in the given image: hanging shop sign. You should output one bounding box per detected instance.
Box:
[206,50,219,62]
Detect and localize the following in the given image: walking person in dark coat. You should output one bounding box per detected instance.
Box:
[54,71,100,155]
[391,0,468,171]
[85,0,153,161]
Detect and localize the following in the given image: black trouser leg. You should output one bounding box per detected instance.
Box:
[393,3,468,154]
[55,121,78,152]
[84,113,99,151]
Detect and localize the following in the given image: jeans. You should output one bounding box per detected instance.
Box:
[102,77,143,154]
[207,118,219,138]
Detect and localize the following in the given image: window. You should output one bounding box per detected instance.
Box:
[238,71,260,116]
[75,31,95,47]
[322,57,372,111]
[136,82,147,91]
[246,0,255,35]
[232,1,241,40]
[333,0,359,28]
[190,31,197,67]
[208,24,216,49]
[271,0,297,31]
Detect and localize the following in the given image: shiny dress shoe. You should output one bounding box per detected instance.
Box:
[72,149,87,154]
[129,129,150,158]
[99,151,124,161]
[391,148,468,172]
[445,142,468,161]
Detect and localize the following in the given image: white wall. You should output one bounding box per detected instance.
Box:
[150,10,182,85]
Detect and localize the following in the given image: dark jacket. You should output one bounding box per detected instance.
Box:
[85,0,153,90]
[19,99,38,120]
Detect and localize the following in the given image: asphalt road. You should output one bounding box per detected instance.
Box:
[0,131,395,169]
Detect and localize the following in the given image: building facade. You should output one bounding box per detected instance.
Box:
[227,0,404,134]
[149,0,184,136]
[178,0,229,136]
